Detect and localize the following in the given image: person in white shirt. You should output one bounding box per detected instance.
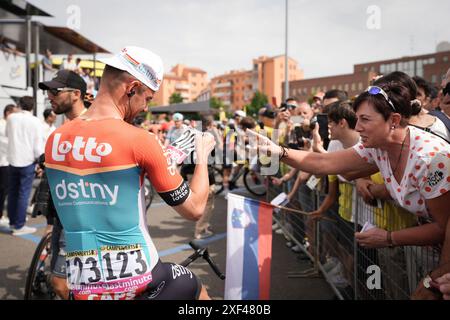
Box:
[6,96,44,235]
[60,53,77,72]
[42,108,57,142]
[0,104,18,227]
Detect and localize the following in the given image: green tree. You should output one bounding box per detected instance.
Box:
[169,92,183,104]
[245,90,268,118]
[210,96,224,110]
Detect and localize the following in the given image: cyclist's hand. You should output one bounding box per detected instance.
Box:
[195,132,215,164]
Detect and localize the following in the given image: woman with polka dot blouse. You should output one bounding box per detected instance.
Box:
[249,72,450,299]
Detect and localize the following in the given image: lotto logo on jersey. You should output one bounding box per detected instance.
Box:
[51,133,113,163]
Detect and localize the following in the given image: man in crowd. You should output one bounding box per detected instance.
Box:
[0,105,18,227]
[6,96,44,235]
[38,69,88,299]
[42,49,57,81]
[322,89,348,112]
[165,112,187,146]
[42,108,57,141]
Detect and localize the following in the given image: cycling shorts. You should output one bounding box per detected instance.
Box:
[136,260,201,300]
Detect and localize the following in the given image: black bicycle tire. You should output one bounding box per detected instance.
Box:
[144,177,154,210]
[24,232,53,300]
[243,170,267,196]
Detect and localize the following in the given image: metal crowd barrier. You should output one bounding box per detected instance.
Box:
[268,177,440,300]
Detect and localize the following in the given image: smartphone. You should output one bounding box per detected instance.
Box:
[316,113,330,149]
[291,116,304,124]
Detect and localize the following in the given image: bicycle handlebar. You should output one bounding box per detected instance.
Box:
[189,240,225,280]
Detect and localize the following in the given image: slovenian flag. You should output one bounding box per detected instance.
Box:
[224,193,273,300]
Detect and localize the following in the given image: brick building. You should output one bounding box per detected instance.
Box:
[285,49,450,102]
[153,64,208,105]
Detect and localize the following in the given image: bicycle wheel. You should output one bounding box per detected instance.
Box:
[244,168,267,196]
[24,232,56,300]
[144,176,154,210]
[213,166,224,195]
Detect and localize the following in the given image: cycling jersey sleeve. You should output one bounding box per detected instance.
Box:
[134,131,190,206]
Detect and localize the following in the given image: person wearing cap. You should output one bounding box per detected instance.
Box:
[312,92,325,115]
[259,104,276,140]
[44,46,215,300]
[39,69,88,121]
[36,69,90,299]
[6,96,44,236]
[165,112,188,146]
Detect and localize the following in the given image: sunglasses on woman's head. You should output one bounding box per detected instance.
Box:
[366,86,397,112]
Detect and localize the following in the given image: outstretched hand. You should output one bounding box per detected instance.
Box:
[246,129,281,157]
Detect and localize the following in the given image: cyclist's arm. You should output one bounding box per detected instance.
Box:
[137,132,214,221]
[173,160,209,220]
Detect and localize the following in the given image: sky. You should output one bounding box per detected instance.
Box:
[29,0,450,80]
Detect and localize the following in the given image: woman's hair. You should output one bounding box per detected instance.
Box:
[327,100,357,129]
[353,71,417,124]
[378,71,421,115]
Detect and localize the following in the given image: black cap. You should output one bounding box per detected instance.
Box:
[39,70,87,96]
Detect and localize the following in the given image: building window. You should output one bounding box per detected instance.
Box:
[344,84,349,91]
[429,58,436,64]
[351,83,356,91]
[358,82,363,90]
[444,56,449,62]
[416,60,423,77]
[431,74,437,83]
[380,64,386,74]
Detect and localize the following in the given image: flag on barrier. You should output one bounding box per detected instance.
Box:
[224,193,273,300]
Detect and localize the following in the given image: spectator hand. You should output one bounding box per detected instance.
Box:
[411,279,443,300]
[435,273,450,300]
[356,178,376,204]
[309,210,323,221]
[271,177,283,186]
[312,123,325,153]
[286,191,295,202]
[247,129,282,158]
[354,227,389,248]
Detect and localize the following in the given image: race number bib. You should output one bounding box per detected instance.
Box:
[66,244,152,299]
[99,244,149,282]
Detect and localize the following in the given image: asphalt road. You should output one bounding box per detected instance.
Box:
[0,185,335,300]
